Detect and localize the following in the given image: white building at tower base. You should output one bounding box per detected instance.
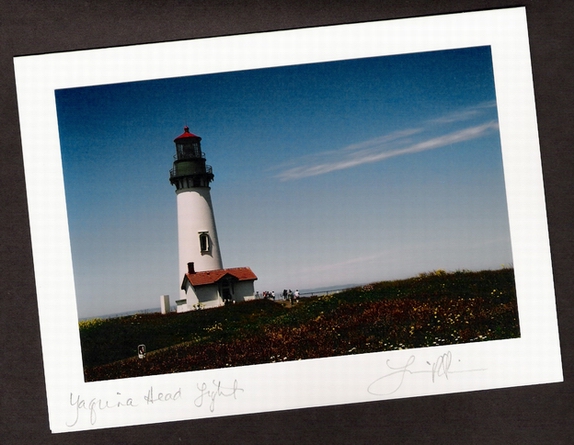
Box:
[175,262,258,312]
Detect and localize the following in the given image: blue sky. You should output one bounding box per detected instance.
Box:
[55,46,513,319]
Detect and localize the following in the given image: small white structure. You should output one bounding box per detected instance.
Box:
[160,294,170,314]
[177,262,257,312]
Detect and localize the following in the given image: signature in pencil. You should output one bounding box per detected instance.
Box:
[367,350,487,396]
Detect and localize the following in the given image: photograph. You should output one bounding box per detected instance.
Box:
[55,46,520,382]
[13,7,562,433]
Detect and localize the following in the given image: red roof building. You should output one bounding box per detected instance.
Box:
[177,262,258,312]
[182,266,258,288]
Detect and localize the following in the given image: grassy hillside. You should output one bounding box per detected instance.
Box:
[80,268,519,381]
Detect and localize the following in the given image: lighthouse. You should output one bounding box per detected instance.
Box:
[169,126,257,311]
[170,127,223,297]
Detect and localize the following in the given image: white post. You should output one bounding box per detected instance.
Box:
[160,294,170,314]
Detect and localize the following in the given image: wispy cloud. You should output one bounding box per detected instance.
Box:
[426,101,497,125]
[276,120,499,181]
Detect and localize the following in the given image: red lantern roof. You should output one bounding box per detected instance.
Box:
[174,126,201,142]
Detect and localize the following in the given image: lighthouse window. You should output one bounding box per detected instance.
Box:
[177,143,201,159]
[199,232,210,253]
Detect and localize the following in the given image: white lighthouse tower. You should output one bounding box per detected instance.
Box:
[169,126,223,300]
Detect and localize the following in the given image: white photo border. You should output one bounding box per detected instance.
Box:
[14,7,562,433]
